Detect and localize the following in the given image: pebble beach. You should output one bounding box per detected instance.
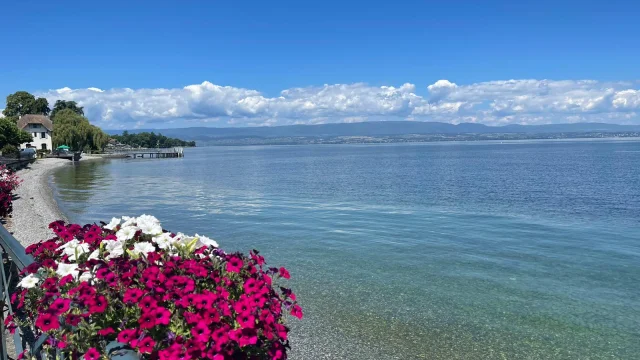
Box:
[6,158,80,246]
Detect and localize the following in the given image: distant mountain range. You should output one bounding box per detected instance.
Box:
[105,122,640,142]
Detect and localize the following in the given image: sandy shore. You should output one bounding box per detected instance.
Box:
[6,158,77,246]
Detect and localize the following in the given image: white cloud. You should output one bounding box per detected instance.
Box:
[34,79,640,128]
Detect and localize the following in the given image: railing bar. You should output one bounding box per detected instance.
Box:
[1,255,11,360]
[0,225,34,270]
[13,327,24,356]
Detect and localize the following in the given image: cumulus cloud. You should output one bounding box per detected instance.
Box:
[34,79,640,128]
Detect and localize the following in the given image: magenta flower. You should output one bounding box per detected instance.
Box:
[290,304,304,319]
[117,328,138,344]
[138,296,157,312]
[138,312,156,329]
[154,307,171,326]
[226,256,243,273]
[191,322,211,342]
[49,298,71,315]
[65,313,82,326]
[84,348,100,360]
[123,288,145,304]
[88,295,108,314]
[136,336,156,353]
[278,267,291,279]
[97,327,115,336]
[237,313,256,329]
[35,312,60,331]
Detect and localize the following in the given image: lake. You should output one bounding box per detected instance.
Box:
[52,140,640,359]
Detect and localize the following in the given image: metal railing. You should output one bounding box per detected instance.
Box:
[0,226,138,360]
[0,224,42,360]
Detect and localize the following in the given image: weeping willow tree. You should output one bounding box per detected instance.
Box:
[52,109,109,152]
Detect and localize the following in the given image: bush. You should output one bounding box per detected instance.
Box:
[9,215,302,359]
[1,144,19,158]
[0,164,21,217]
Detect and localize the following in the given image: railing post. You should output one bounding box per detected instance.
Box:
[1,225,35,360]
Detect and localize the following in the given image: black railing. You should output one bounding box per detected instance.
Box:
[0,226,138,360]
[0,224,43,360]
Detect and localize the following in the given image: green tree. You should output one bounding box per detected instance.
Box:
[110,131,195,148]
[0,117,33,148]
[2,91,50,117]
[52,109,109,152]
[51,100,84,120]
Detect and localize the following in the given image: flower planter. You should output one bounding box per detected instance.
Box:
[8,215,302,359]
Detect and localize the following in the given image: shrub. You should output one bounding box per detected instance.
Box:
[9,215,302,359]
[1,144,19,158]
[0,164,21,217]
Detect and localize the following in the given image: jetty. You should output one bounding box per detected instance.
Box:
[104,147,185,159]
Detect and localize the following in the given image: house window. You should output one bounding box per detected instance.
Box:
[33,132,37,138]
[41,132,46,139]
[41,144,47,150]
[30,124,38,129]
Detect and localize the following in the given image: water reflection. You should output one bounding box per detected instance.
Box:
[52,160,113,217]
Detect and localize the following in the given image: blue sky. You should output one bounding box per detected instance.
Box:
[1,0,639,129]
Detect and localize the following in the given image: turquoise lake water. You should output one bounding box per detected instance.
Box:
[51,140,640,359]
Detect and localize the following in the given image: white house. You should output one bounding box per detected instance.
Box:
[17,114,53,151]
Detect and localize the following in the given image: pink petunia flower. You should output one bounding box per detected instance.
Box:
[226,256,243,273]
[35,312,60,331]
[138,312,156,330]
[154,307,172,326]
[49,298,71,315]
[117,328,138,344]
[84,348,100,360]
[278,267,291,279]
[136,336,156,354]
[290,304,304,319]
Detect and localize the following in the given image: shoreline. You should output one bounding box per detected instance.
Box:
[5,157,102,247]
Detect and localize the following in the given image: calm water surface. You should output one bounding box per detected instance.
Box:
[52,140,640,359]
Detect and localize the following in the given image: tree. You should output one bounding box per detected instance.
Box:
[52,109,109,152]
[2,91,50,117]
[110,131,195,148]
[0,117,32,148]
[51,100,84,120]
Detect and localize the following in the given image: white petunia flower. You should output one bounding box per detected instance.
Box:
[137,214,160,225]
[64,243,91,261]
[195,234,219,248]
[131,242,156,256]
[79,271,93,282]
[104,217,121,230]
[116,226,138,241]
[56,263,79,279]
[152,233,176,249]
[18,274,40,288]
[175,232,195,246]
[57,239,80,251]
[138,221,163,236]
[121,216,136,228]
[88,250,100,261]
[103,240,125,260]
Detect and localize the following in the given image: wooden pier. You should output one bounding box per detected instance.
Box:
[105,147,185,159]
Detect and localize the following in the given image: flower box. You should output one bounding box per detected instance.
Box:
[7,215,302,359]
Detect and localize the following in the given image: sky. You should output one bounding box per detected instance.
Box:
[1,0,639,129]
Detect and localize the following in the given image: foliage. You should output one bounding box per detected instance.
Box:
[1,144,19,158]
[0,164,22,217]
[2,91,50,117]
[0,117,33,148]
[9,215,301,360]
[112,131,196,148]
[52,109,109,151]
[51,100,84,120]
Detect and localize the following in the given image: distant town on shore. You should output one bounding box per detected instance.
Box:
[106,121,640,146]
